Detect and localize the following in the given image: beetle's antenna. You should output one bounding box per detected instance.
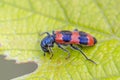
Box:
[39,32,51,36]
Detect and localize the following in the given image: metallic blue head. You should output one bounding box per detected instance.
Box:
[40,35,55,52]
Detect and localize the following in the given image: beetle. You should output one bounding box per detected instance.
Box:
[40,29,97,64]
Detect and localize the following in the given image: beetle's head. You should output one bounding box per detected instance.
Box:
[40,35,55,53]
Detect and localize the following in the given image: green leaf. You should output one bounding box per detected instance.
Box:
[0,0,120,80]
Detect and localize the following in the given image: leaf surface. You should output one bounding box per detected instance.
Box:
[0,0,120,80]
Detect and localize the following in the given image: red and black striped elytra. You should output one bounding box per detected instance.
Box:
[40,29,97,64]
[54,30,97,46]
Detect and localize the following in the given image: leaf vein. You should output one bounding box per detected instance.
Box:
[56,0,70,23]
[92,0,115,34]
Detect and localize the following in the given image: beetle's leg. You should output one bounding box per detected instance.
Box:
[39,32,50,36]
[70,44,96,64]
[52,30,55,35]
[44,52,46,56]
[74,29,78,31]
[77,45,83,48]
[48,47,53,59]
[56,43,70,59]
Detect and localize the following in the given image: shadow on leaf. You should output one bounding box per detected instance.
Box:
[0,55,38,80]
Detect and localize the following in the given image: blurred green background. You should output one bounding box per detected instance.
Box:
[0,0,120,80]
